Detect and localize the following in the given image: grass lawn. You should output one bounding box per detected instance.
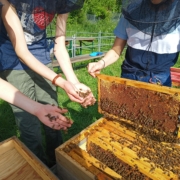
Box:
[0,56,124,142]
[1,53,180,142]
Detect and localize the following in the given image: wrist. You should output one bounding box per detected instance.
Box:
[66,74,79,84]
[52,74,61,85]
[52,74,67,88]
[34,104,41,116]
[99,59,105,69]
[30,101,42,117]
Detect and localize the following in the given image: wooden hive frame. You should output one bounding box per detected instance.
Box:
[56,118,121,180]
[56,117,180,179]
[97,74,180,141]
[0,136,58,180]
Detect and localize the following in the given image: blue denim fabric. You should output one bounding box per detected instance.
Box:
[121,70,171,87]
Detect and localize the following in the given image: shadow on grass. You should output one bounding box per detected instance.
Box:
[60,98,102,141]
[54,59,97,74]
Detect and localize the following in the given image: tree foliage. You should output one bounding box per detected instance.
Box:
[84,0,121,15]
[69,0,122,23]
[48,0,122,34]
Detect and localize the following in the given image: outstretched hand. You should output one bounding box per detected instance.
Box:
[62,81,96,107]
[35,104,73,130]
[87,60,104,78]
[74,83,96,108]
[61,80,85,103]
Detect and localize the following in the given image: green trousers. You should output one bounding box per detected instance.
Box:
[0,63,63,166]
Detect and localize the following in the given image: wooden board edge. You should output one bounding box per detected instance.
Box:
[97,74,180,94]
[56,150,95,180]
[56,117,106,151]
[12,137,59,180]
[0,136,15,156]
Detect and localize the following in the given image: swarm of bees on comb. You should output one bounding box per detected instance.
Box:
[99,79,180,143]
[62,118,180,179]
[58,75,180,179]
[87,119,180,179]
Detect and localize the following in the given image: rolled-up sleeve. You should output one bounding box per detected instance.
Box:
[114,15,128,40]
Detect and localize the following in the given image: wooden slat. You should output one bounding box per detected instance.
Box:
[56,118,106,151]
[56,118,180,179]
[171,72,180,77]
[95,173,114,180]
[12,137,58,180]
[97,74,180,95]
[71,54,105,63]
[172,81,180,87]
[67,149,103,176]
[170,67,180,73]
[100,116,165,141]
[171,77,180,82]
[55,118,121,180]
[0,138,14,156]
[52,54,105,67]
[3,162,42,180]
[102,119,137,141]
[68,147,116,179]
[0,148,27,179]
[0,137,57,179]
[87,130,177,180]
[56,150,95,180]
[100,119,178,150]
[170,67,180,86]
[75,37,95,41]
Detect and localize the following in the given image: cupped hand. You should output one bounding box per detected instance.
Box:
[74,82,91,93]
[62,81,84,103]
[36,104,73,130]
[87,61,104,78]
[74,83,96,108]
[80,93,96,108]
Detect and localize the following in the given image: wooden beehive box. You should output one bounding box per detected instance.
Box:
[0,136,59,180]
[56,74,180,180]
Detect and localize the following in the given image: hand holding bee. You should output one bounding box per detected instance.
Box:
[74,83,96,108]
[77,89,96,108]
[35,104,73,130]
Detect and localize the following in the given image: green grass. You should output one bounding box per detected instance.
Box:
[1,53,180,142]
[56,57,124,141]
[0,56,123,142]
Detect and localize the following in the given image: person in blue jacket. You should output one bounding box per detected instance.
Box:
[87,0,180,87]
[0,0,95,167]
